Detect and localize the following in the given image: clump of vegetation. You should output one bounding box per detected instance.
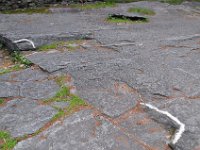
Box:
[0,98,4,105]
[0,64,23,75]
[0,49,32,75]
[0,131,17,150]
[160,0,184,5]
[0,8,50,14]
[69,1,116,10]
[39,40,82,51]
[107,14,148,24]
[128,7,155,15]
[44,75,87,110]
[11,51,32,67]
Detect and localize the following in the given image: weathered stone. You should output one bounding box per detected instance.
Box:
[51,101,69,109]
[0,32,92,51]
[0,81,19,97]
[20,80,60,100]
[14,109,145,150]
[119,112,169,149]
[0,68,48,82]
[0,98,57,137]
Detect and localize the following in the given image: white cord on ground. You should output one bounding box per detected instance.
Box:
[140,103,185,145]
[14,39,36,49]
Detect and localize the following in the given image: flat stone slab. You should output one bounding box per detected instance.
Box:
[119,111,169,150]
[0,98,57,137]
[0,68,60,100]
[14,109,145,150]
[0,32,92,51]
[0,68,48,82]
[20,79,60,100]
[0,81,20,97]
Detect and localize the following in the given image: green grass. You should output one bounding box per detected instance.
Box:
[0,98,4,105]
[107,15,148,23]
[0,8,50,14]
[39,42,59,51]
[39,40,82,51]
[69,1,117,10]
[160,0,184,4]
[44,86,70,104]
[0,64,23,75]
[11,51,32,67]
[0,51,32,76]
[0,131,17,150]
[128,7,155,15]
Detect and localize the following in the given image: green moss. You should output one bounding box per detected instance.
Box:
[55,86,70,99]
[69,95,87,108]
[44,86,70,104]
[69,1,116,10]
[0,98,3,104]
[107,15,148,24]
[39,43,58,51]
[128,7,155,15]
[1,8,50,14]
[0,131,17,150]
[51,108,65,121]
[39,40,82,51]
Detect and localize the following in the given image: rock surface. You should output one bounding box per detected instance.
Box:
[0,1,200,150]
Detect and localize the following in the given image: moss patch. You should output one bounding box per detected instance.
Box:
[128,7,155,15]
[44,75,87,109]
[0,8,50,14]
[0,131,17,150]
[38,40,83,51]
[69,1,116,10]
[44,86,71,104]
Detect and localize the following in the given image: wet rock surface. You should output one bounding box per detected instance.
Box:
[0,1,200,150]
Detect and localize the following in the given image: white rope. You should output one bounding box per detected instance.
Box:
[14,39,36,49]
[140,103,185,145]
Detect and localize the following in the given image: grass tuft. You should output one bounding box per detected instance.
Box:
[0,131,17,150]
[128,7,155,15]
[0,51,32,75]
[0,98,3,104]
[11,51,32,67]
